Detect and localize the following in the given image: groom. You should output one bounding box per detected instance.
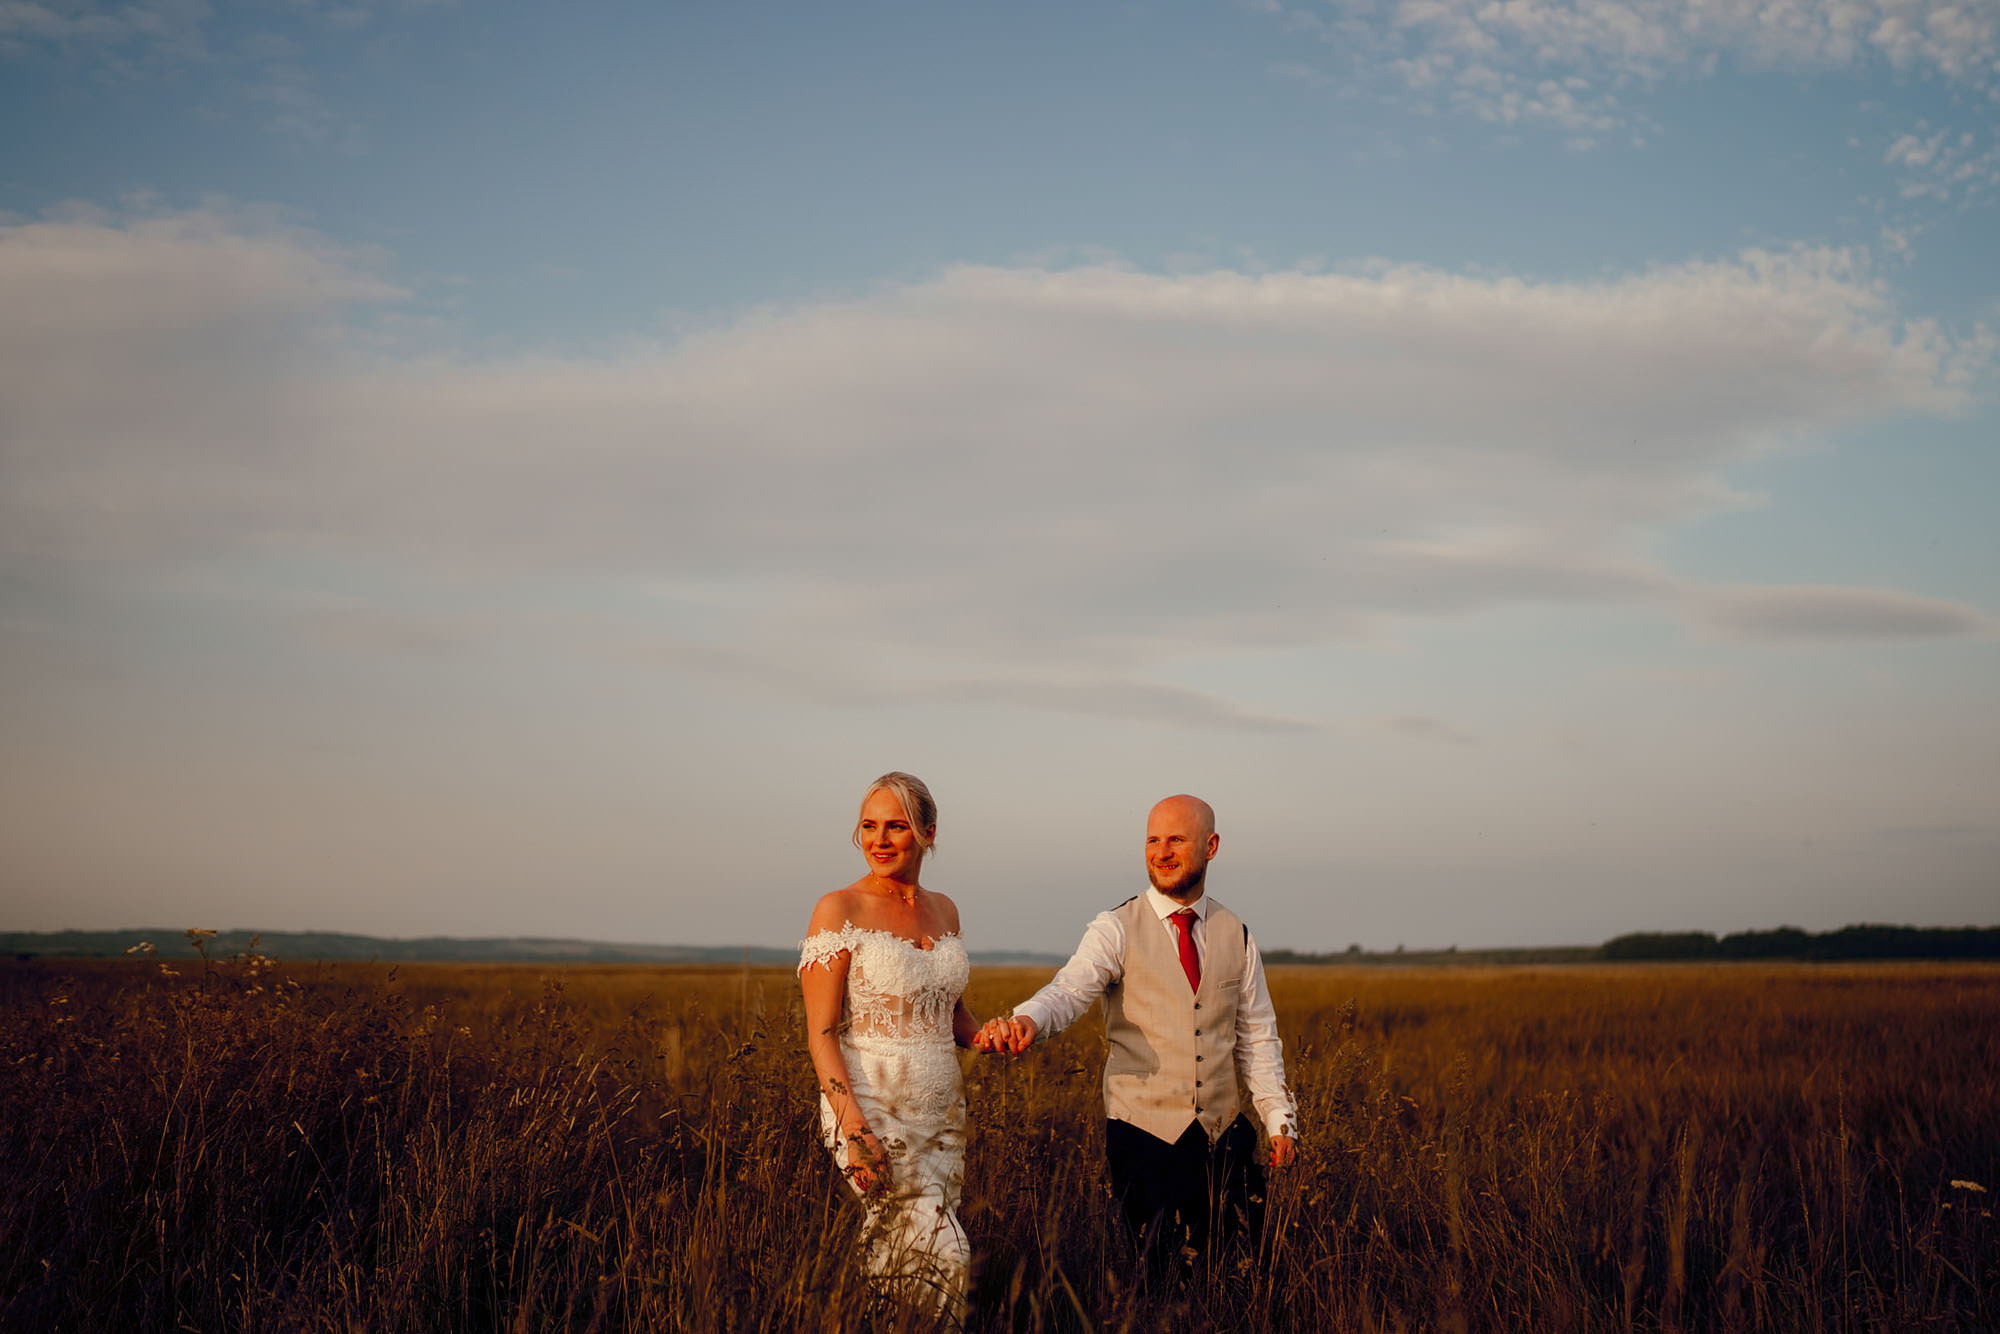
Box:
[975,794,1298,1264]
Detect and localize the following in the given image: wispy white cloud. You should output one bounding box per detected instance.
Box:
[1884,122,2000,202]
[0,0,434,60]
[0,1,411,143]
[1264,0,2000,135]
[0,0,210,62]
[1,208,1990,726]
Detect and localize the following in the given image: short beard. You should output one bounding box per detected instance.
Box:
[1148,862,1207,898]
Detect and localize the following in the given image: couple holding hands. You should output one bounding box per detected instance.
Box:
[798,772,1300,1319]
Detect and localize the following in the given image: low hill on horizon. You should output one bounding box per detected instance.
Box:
[4,923,1995,968]
[0,927,1069,967]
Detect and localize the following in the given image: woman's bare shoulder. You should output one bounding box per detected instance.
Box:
[806,886,866,936]
[927,891,962,935]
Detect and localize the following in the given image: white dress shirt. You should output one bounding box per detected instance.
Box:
[1013,887,1299,1140]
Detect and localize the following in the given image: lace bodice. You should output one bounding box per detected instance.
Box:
[799,923,970,1046]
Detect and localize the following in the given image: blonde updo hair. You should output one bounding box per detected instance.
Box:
[852,771,938,858]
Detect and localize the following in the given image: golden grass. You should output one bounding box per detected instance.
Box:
[1,955,1994,1331]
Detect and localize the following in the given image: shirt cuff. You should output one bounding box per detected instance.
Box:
[1263,1110,1298,1139]
[1011,1000,1053,1039]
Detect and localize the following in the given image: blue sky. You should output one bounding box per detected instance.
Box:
[2,0,1995,952]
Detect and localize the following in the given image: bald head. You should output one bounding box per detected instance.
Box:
[1144,794,1219,902]
[1150,794,1215,838]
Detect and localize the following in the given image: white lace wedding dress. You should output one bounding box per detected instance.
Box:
[799,923,972,1318]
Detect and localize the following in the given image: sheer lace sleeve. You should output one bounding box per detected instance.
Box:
[799,925,856,974]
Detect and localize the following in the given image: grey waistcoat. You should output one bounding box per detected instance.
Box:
[1102,894,1248,1145]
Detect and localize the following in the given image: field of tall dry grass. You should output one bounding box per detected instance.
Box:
[1,948,1994,1331]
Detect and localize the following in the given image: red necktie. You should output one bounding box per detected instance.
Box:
[1170,908,1201,992]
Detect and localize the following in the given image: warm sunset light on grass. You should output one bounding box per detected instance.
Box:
[3,952,1992,1330]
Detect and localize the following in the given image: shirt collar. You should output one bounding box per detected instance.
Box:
[1145,887,1208,920]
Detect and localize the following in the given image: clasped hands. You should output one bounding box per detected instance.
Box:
[971,1013,1039,1054]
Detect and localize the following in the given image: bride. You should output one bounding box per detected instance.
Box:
[799,772,978,1319]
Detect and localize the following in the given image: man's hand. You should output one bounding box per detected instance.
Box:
[1267,1134,1296,1169]
[1000,1014,1038,1052]
[972,1014,1038,1054]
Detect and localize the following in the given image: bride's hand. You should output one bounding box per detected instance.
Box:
[973,1015,1036,1054]
[845,1127,890,1194]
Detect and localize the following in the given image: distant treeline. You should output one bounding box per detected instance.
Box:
[1264,924,2000,966]
[1601,924,2000,961]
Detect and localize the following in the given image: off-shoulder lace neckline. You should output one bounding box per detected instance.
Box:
[805,920,962,953]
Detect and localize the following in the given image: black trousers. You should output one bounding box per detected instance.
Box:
[1104,1115,1266,1267]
